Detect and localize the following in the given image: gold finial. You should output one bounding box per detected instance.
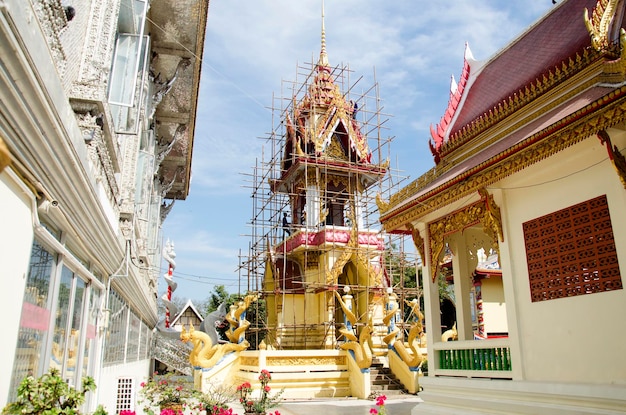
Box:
[318,0,329,67]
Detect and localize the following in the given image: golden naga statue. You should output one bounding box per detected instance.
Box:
[339,325,373,370]
[234,294,258,319]
[382,290,400,346]
[181,323,249,369]
[393,324,424,368]
[334,290,372,369]
[226,319,250,343]
[224,294,257,343]
[442,323,458,342]
[334,290,357,327]
[386,298,425,368]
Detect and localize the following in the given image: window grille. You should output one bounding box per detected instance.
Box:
[523,195,622,302]
[116,377,134,413]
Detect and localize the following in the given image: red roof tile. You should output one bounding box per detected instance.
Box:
[449,0,597,137]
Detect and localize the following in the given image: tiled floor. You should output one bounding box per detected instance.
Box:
[230,396,423,415]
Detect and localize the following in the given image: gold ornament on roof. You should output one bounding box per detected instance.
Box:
[407,223,425,263]
[375,193,390,214]
[584,0,620,52]
[427,189,503,282]
[382,91,626,233]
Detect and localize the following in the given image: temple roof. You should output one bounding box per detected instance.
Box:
[430,0,600,163]
[380,0,626,231]
[274,13,385,190]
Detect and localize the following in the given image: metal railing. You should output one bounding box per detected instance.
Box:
[433,339,512,379]
[153,332,192,376]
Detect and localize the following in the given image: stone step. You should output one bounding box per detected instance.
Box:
[369,360,408,395]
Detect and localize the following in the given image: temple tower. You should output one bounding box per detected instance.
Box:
[241,13,404,351]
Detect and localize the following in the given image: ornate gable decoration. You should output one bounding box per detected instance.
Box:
[584,0,620,52]
[281,63,372,166]
[427,188,503,282]
[429,44,472,164]
[300,71,371,163]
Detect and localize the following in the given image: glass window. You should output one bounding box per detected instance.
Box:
[65,277,85,384]
[50,267,72,371]
[139,322,150,360]
[104,290,128,365]
[108,0,149,133]
[82,287,101,378]
[126,312,140,362]
[9,242,56,401]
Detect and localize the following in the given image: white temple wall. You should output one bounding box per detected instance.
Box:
[498,135,626,383]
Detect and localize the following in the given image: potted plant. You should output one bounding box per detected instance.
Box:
[236,370,283,415]
[138,372,195,415]
[2,368,96,415]
[192,382,234,415]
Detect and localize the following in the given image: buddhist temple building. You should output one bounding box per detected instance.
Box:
[195,10,424,399]
[378,0,626,413]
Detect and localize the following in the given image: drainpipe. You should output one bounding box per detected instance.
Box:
[7,167,105,291]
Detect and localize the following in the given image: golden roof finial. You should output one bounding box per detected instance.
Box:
[318,0,329,68]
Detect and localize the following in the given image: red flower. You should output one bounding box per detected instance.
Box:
[369,409,378,414]
[264,385,271,393]
[376,395,387,407]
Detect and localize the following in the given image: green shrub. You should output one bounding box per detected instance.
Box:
[2,368,96,415]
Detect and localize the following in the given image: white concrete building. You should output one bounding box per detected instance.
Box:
[0,0,208,411]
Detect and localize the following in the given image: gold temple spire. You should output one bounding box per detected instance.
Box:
[318,0,329,68]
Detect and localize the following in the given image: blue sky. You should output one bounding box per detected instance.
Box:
[161,1,556,303]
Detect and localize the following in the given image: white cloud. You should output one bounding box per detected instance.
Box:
[164,0,554,299]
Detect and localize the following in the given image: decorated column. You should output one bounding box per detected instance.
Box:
[162,240,178,328]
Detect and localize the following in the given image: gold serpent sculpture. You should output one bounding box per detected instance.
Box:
[181,323,249,369]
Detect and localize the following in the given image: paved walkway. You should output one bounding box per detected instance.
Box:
[230,395,423,415]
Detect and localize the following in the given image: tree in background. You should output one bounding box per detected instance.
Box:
[385,242,422,322]
[204,285,234,314]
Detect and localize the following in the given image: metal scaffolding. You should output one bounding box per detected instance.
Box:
[237,57,420,349]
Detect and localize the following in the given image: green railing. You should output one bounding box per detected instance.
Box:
[439,346,511,371]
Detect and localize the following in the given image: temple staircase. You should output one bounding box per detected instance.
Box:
[153,331,192,376]
[369,358,406,396]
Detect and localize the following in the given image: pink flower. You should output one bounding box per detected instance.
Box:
[376,395,387,407]
[264,385,271,392]
[370,409,378,414]
[140,382,146,388]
